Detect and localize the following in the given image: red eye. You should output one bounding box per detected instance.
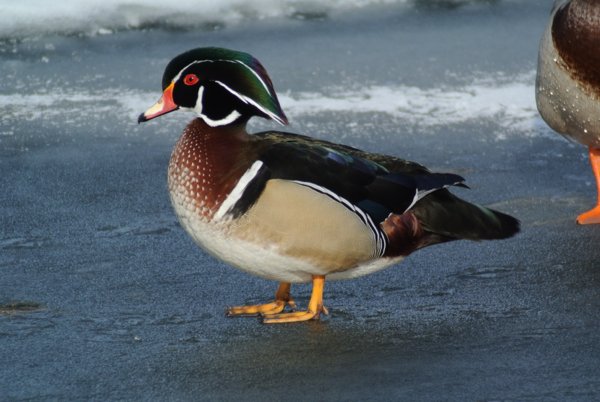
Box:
[183,73,199,86]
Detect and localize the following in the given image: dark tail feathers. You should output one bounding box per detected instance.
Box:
[412,189,520,241]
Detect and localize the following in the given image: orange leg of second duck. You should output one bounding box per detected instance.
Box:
[577,147,600,225]
[226,282,296,316]
[262,275,329,324]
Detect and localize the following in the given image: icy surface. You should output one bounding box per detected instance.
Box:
[2,0,600,400]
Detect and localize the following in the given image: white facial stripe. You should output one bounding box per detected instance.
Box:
[178,60,284,126]
[172,60,204,83]
[214,80,249,105]
[214,161,265,220]
[193,85,205,115]
[242,94,286,124]
[234,60,272,94]
[194,84,242,127]
[213,80,284,124]
[173,59,271,96]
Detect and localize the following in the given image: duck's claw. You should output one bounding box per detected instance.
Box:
[261,304,328,324]
[226,298,295,317]
[226,282,294,317]
[261,275,327,324]
[577,147,600,225]
[577,205,600,225]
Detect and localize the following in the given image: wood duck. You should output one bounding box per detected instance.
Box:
[138,47,520,324]
[536,0,600,224]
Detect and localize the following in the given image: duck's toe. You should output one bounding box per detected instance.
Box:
[226,299,295,317]
[261,275,328,324]
[577,205,600,225]
[226,282,295,317]
[261,305,328,324]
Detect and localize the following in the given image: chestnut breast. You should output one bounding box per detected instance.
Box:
[168,119,255,222]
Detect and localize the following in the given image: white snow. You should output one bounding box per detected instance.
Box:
[0,71,541,137]
[0,0,407,38]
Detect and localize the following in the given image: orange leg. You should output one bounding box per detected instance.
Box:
[226,282,296,317]
[577,147,600,225]
[262,275,329,324]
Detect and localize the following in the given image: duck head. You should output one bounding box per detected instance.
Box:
[138,47,288,127]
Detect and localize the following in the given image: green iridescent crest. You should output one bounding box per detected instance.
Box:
[163,47,288,125]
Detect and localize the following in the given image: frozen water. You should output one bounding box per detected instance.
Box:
[2,0,600,400]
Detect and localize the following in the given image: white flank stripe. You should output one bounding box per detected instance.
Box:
[214,161,265,221]
[293,180,387,257]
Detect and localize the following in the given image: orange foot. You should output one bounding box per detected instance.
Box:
[226,282,295,317]
[577,147,600,225]
[577,206,600,225]
[262,275,328,324]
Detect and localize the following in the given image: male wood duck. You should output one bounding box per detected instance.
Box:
[536,0,600,224]
[138,47,519,324]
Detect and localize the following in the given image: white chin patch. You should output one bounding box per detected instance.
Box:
[194,85,242,127]
[201,110,242,127]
